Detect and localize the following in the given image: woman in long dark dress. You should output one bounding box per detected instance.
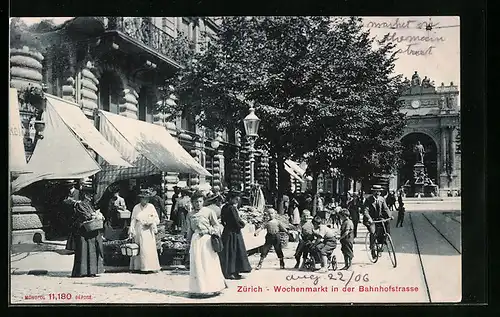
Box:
[69,186,105,277]
[219,193,252,279]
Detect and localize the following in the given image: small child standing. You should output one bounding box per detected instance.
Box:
[396,203,406,227]
[254,208,289,270]
[339,208,354,270]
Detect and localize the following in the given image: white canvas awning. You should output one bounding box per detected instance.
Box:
[11,97,101,193]
[46,94,132,168]
[285,159,306,177]
[285,164,304,181]
[94,110,211,202]
[9,88,31,175]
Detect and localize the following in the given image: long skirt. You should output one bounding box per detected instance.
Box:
[219,230,252,278]
[71,230,104,277]
[130,225,161,272]
[189,232,226,294]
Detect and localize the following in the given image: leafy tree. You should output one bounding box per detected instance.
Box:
[162,16,405,213]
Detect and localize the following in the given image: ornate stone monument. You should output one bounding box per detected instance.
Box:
[403,141,438,198]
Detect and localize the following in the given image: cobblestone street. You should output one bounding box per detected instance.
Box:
[11,201,461,304]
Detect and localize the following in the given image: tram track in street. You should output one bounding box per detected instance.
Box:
[408,213,433,303]
[421,213,461,255]
[442,213,461,225]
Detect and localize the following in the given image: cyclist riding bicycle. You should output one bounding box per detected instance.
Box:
[362,185,394,259]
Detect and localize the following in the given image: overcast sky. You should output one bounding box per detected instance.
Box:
[18,16,460,86]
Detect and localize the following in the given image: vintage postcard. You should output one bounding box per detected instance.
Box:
[9,16,461,304]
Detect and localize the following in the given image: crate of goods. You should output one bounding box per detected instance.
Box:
[120,243,140,256]
[103,239,130,267]
[160,234,189,266]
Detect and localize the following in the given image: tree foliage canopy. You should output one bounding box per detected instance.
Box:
[162,16,406,189]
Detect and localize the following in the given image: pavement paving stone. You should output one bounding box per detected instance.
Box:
[10,212,460,304]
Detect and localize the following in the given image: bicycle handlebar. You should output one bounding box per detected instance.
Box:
[371,218,392,224]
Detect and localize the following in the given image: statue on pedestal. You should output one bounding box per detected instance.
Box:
[414,141,425,164]
[411,71,421,86]
[421,76,433,88]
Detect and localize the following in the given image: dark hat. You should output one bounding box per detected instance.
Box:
[190,190,205,201]
[138,188,156,198]
[205,192,222,204]
[371,184,383,192]
[65,180,77,186]
[312,216,322,225]
[339,208,350,217]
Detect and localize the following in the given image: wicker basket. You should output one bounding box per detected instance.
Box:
[82,218,104,232]
[120,243,140,256]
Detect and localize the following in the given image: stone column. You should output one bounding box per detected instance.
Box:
[62,76,76,102]
[212,151,222,191]
[10,46,46,244]
[10,46,44,91]
[450,127,457,175]
[119,87,139,119]
[440,128,447,173]
[164,172,179,218]
[79,61,99,119]
[10,46,44,159]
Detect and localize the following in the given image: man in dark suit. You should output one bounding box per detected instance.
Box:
[363,185,393,259]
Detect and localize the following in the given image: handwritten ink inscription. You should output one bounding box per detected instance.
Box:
[285,272,369,287]
[365,18,448,57]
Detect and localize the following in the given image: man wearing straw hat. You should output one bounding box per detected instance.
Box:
[362,184,393,259]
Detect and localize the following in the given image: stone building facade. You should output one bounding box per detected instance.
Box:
[396,71,461,196]
[10,17,270,215]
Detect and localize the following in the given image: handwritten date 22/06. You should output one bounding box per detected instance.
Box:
[285,272,369,287]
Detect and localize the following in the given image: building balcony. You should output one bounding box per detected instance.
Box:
[70,17,193,71]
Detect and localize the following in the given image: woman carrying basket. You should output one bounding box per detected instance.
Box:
[67,184,105,278]
[128,188,161,273]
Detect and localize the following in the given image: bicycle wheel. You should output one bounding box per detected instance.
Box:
[385,234,397,268]
[365,232,378,263]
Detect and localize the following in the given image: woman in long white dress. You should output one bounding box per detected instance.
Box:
[128,188,161,273]
[186,190,227,298]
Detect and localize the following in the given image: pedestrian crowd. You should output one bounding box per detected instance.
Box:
[60,180,405,299]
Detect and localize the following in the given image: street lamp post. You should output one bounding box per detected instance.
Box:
[243,105,261,187]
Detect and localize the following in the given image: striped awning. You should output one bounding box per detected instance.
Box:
[285,164,304,181]
[95,110,211,202]
[46,94,132,168]
[11,96,101,193]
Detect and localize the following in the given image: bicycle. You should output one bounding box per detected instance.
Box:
[364,218,397,268]
[300,238,338,271]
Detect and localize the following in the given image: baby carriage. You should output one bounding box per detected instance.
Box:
[301,239,338,271]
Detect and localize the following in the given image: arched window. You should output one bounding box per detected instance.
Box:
[98,71,121,114]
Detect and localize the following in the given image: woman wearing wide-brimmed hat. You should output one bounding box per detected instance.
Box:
[128,188,161,273]
[219,190,252,279]
[186,190,226,297]
[69,184,105,277]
